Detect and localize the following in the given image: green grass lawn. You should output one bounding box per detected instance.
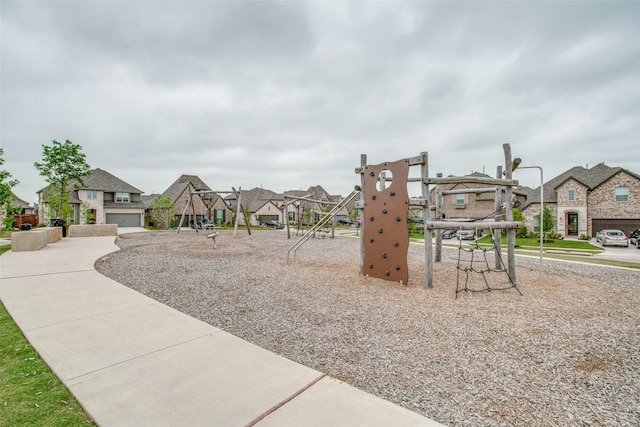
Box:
[406,232,604,253]
[476,235,604,253]
[0,254,95,426]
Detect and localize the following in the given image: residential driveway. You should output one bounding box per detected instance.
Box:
[591,239,640,263]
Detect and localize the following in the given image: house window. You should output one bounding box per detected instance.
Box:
[87,190,97,199]
[215,209,224,223]
[115,192,130,203]
[533,215,540,233]
[456,194,465,205]
[568,190,575,201]
[615,187,628,202]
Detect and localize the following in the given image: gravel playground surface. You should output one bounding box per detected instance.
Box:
[95,230,640,426]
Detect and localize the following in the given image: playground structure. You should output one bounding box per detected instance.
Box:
[355,143,522,289]
[176,187,251,236]
[286,190,361,263]
[282,192,356,239]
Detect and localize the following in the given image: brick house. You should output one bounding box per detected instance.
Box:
[225,187,284,227]
[426,172,527,223]
[158,175,232,228]
[284,185,349,225]
[519,163,640,237]
[0,191,38,228]
[38,168,145,227]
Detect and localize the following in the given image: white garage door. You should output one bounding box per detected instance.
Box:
[106,213,141,227]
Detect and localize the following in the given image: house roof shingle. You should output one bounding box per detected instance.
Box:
[523,163,632,205]
[71,168,143,194]
[162,175,213,203]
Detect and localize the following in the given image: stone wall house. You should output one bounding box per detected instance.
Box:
[426,172,527,224]
[520,163,640,238]
[37,168,145,227]
[160,175,231,228]
[225,187,284,226]
[284,185,349,225]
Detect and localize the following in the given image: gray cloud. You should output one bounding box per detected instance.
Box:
[2,1,638,204]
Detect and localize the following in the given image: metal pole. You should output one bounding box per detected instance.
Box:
[517,166,544,283]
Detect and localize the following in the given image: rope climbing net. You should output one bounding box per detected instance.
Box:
[455,227,523,298]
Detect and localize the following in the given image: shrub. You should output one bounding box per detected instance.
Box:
[516,225,529,238]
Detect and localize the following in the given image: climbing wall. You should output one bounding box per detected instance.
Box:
[362,159,410,284]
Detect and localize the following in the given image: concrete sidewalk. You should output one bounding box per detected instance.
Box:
[0,235,443,426]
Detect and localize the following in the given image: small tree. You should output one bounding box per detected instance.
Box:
[0,148,19,209]
[512,208,528,238]
[542,204,555,235]
[149,196,175,229]
[34,140,91,221]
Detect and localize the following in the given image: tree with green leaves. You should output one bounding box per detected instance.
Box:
[34,140,91,221]
[149,195,175,229]
[512,208,528,238]
[542,204,555,235]
[0,148,19,209]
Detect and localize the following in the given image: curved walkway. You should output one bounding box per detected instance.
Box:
[0,235,442,426]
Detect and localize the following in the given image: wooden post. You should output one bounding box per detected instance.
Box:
[191,193,198,233]
[422,152,433,287]
[435,173,443,263]
[503,144,517,283]
[284,199,291,239]
[494,165,503,269]
[359,154,366,275]
[176,193,192,234]
[232,187,241,236]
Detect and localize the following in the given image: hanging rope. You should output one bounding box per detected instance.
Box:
[455,228,522,297]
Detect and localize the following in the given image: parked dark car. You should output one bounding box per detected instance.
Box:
[629,229,640,245]
[337,218,353,225]
[265,220,284,229]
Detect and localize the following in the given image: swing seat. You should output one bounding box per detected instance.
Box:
[207,232,220,248]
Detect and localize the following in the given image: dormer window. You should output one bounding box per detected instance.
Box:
[87,190,97,199]
[116,192,130,203]
[615,187,628,202]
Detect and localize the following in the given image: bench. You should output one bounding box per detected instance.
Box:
[11,230,48,252]
[43,227,63,243]
[68,224,118,237]
[207,232,220,248]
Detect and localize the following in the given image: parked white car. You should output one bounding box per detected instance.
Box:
[197,219,216,230]
[595,229,629,247]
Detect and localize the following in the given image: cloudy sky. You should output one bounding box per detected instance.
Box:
[2,1,639,204]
